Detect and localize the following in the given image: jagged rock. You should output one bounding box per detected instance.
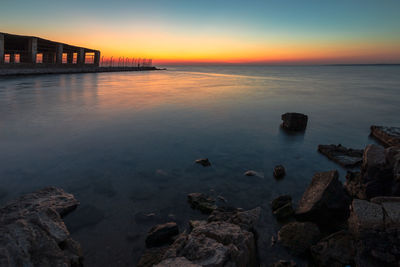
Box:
[318,144,363,167]
[137,247,169,267]
[362,144,386,171]
[370,125,400,147]
[273,165,286,178]
[207,206,261,231]
[155,257,201,267]
[195,158,211,167]
[146,222,179,248]
[270,260,297,267]
[271,195,292,211]
[354,228,400,267]
[244,170,257,176]
[344,171,366,199]
[0,187,82,267]
[296,170,349,227]
[278,222,320,255]
[348,199,384,235]
[281,112,308,131]
[187,193,216,214]
[160,208,259,267]
[311,230,355,267]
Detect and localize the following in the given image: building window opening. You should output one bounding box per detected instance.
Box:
[36,53,43,63]
[85,53,95,64]
[62,53,68,64]
[73,53,77,64]
[4,54,10,63]
[14,54,20,63]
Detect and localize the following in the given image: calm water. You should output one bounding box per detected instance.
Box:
[0,65,399,266]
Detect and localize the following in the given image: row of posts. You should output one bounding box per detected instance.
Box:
[100,57,152,68]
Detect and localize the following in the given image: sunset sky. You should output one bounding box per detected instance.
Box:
[1,0,400,64]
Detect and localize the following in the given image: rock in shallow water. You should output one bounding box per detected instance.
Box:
[271,195,294,220]
[187,193,216,214]
[370,125,400,147]
[146,222,179,248]
[0,187,82,267]
[281,112,308,131]
[318,144,363,167]
[273,165,286,178]
[195,158,211,167]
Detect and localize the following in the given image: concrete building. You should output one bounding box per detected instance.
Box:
[0,32,100,67]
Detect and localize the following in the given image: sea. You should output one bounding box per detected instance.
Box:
[0,65,399,266]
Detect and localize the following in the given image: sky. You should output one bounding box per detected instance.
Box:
[1,0,400,65]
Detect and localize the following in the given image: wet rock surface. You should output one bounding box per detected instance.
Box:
[295,170,349,227]
[318,144,363,167]
[145,222,179,248]
[370,125,400,147]
[281,112,308,131]
[187,193,217,214]
[278,222,321,255]
[0,187,82,267]
[273,165,286,178]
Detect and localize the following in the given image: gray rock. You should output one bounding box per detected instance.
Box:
[344,171,367,199]
[370,125,400,147]
[311,230,355,267]
[278,221,320,255]
[208,207,261,231]
[273,165,286,178]
[146,222,179,248]
[187,193,216,214]
[362,144,386,172]
[281,112,308,131]
[318,144,363,167]
[348,199,384,235]
[195,158,211,167]
[0,187,82,267]
[381,201,400,227]
[155,257,201,267]
[296,170,349,226]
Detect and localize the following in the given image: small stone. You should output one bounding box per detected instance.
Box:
[145,222,179,248]
[278,221,321,255]
[244,170,257,176]
[195,158,211,167]
[273,165,286,178]
[281,112,308,131]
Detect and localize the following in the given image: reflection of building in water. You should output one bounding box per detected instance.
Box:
[0,32,100,67]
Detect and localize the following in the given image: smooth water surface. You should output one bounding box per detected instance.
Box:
[0,65,399,266]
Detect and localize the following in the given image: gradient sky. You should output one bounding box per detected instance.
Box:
[1,0,400,64]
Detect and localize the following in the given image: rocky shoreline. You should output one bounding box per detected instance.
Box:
[1,114,400,266]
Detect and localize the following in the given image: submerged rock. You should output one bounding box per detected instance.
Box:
[146,222,179,248]
[278,221,320,255]
[271,195,294,220]
[281,112,308,131]
[244,170,257,176]
[271,195,292,211]
[273,165,286,178]
[0,187,82,267]
[311,230,356,267]
[296,170,349,227]
[370,125,400,147]
[195,158,211,167]
[318,144,363,167]
[187,193,216,214]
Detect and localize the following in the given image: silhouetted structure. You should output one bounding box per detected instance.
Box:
[0,32,100,66]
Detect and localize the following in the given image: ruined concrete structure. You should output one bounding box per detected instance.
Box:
[0,32,100,67]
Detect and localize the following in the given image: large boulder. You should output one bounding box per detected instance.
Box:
[281,112,308,131]
[318,144,363,168]
[145,222,179,248]
[278,222,320,255]
[370,125,400,147]
[344,171,366,199]
[348,199,384,235]
[295,170,349,227]
[311,230,355,267]
[0,187,82,267]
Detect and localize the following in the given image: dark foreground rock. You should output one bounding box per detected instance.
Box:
[187,193,216,214]
[370,125,400,147]
[296,170,349,228]
[318,144,363,167]
[270,260,297,267]
[344,171,367,199]
[146,222,179,248]
[278,221,321,255]
[271,195,294,220]
[140,207,260,266]
[195,158,211,167]
[281,112,308,131]
[0,187,82,267]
